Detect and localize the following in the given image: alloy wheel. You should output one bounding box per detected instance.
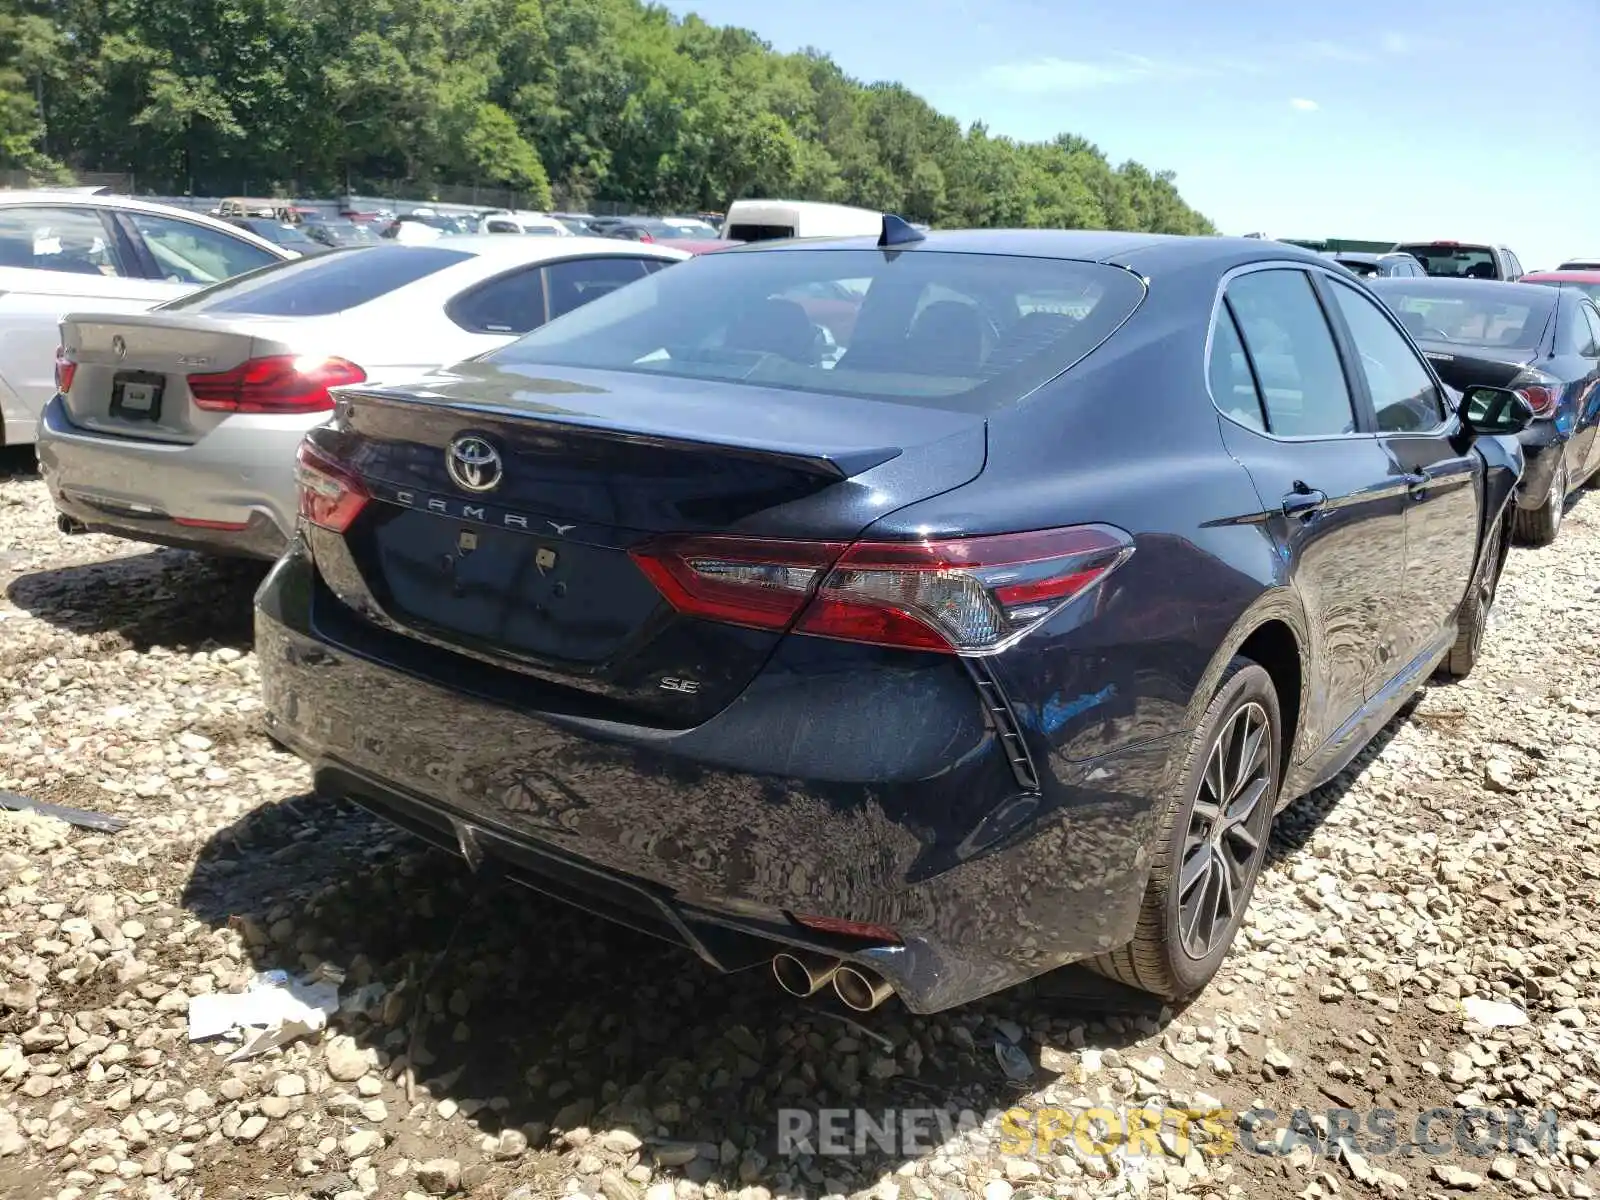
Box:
[1178,700,1270,959]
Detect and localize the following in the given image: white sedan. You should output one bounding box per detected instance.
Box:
[0,190,295,446]
[37,236,688,559]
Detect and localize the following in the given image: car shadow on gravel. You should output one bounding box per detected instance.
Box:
[6,550,265,651]
[0,446,39,481]
[180,791,1186,1195]
[1266,705,1406,867]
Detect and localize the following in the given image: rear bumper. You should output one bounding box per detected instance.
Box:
[36,395,316,558]
[256,543,1173,1013]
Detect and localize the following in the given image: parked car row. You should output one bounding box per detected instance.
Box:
[18,216,1591,1018]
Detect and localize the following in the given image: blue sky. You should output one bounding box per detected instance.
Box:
[660,0,1598,269]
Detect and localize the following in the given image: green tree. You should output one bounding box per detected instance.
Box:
[16,0,1214,234]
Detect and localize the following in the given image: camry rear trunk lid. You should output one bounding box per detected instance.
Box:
[303,363,988,726]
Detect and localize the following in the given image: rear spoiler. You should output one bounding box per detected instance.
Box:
[334,385,905,481]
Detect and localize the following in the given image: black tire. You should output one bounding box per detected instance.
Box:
[1440,510,1506,680]
[1089,658,1281,1000]
[1512,455,1566,545]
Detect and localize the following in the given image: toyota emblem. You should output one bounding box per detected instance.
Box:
[111,335,126,361]
[445,434,503,493]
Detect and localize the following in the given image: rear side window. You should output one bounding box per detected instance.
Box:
[1208,306,1264,430]
[1574,305,1600,356]
[163,245,473,316]
[1395,243,1499,279]
[1559,297,1597,356]
[1224,269,1356,437]
[450,265,545,334]
[485,248,1147,413]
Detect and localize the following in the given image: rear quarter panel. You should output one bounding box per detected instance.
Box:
[857,261,1304,796]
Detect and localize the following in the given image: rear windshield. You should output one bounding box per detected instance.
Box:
[485,247,1146,411]
[1394,243,1498,279]
[161,245,473,317]
[726,224,795,242]
[1336,259,1379,277]
[1370,281,1554,353]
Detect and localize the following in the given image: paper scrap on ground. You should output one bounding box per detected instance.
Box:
[187,969,341,1060]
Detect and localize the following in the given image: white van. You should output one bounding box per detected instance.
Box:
[721,199,884,242]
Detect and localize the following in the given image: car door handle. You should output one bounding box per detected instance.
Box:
[1281,486,1328,517]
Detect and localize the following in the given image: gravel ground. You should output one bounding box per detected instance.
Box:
[0,444,1597,1200]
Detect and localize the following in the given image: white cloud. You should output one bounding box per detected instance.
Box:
[981,54,1173,94]
[1380,31,1412,54]
[1289,97,1320,112]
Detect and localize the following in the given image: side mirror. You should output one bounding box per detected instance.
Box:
[1459,385,1534,436]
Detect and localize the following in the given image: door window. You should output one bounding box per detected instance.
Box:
[0,205,126,276]
[1225,269,1358,436]
[1326,279,1448,431]
[123,212,281,285]
[543,256,654,320]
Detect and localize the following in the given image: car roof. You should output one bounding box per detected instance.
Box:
[1524,269,1600,284]
[0,189,294,258]
[712,229,1330,271]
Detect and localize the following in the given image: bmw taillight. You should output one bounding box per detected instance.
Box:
[295,440,369,533]
[54,345,76,395]
[1510,368,1563,419]
[630,525,1133,655]
[188,355,366,415]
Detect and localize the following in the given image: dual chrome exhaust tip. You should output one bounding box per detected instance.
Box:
[771,951,894,1012]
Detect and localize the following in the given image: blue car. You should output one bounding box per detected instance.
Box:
[256,223,1531,1014]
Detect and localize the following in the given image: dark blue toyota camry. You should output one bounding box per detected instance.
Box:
[257,223,1532,1014]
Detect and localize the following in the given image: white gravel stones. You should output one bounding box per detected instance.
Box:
[2,457,1600,1200]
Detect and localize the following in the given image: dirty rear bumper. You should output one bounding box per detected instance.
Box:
[256,543,1172,1013]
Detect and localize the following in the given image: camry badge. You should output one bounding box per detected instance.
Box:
[111,335,126,361]
[446,434,503,493]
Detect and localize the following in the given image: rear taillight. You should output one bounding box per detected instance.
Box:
[188,355,366,415]
[631,525,1132,654]
[1511,368,1563,419]
[295,440,369,533]
[54,345,76,395]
